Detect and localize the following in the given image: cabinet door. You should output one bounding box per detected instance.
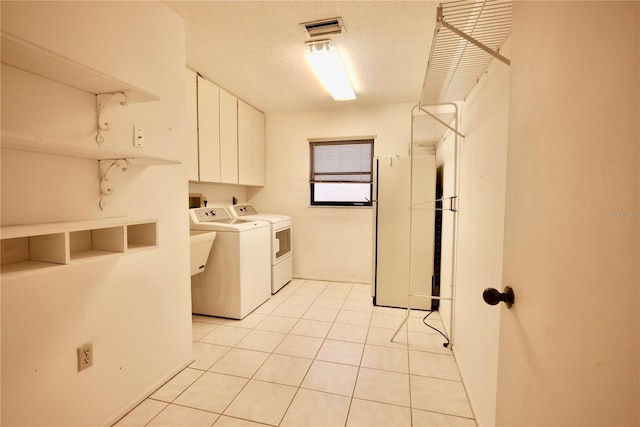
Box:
[197,76,221,182]
[219,89,238,184]
[238,100,265,186]
[253,107,265,186]
[185,68,199,181]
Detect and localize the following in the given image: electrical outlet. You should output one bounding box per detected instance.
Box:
[77,342,93,371]
[133,126,145,148]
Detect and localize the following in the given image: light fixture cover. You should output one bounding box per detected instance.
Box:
[305,40,356,101]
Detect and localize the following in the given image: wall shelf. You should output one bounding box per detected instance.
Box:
[1,131,180,166]
[1,218,158,277]
[1,30,159,103]
[420,0,512,105]
[0,30,181,167]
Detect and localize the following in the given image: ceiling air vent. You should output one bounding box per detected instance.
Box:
[301,17,345,39]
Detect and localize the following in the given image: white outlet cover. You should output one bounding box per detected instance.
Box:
[134,126,144,148]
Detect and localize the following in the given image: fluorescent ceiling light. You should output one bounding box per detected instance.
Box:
[305,40,356,101]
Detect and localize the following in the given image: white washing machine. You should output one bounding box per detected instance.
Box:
[189,206,271,319]
[229,204,293,294]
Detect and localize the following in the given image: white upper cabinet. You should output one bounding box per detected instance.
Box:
[196,75,221,183]
[238,100,265,186]
[185,68,199,181]
[187,69,265,187]
[219,89,238,184]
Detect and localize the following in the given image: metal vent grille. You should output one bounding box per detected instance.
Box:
[301,17,345,38]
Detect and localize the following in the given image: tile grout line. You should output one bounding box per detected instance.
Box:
[167,281,476,426]
[130,282,328,425]
[216,280,309,426]
[273,278,328,426]
[182,282,300,426]
[277,279,349,426]
[204,279,350,426]
[405,318,414,426]
[342,298,375,427]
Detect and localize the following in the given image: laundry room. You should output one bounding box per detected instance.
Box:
[1,2,638,427]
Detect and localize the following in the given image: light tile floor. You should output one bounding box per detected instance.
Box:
[115,279,476,427]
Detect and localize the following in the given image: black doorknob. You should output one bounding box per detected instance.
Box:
[483,286,514,308]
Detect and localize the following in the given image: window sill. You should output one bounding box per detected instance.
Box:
[308,204,373,209]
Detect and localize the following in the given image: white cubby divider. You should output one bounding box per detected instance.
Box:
[1,218,157,275]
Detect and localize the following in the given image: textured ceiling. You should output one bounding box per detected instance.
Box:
[165,1,438,113]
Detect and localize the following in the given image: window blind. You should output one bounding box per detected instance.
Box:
[310,139,373,183]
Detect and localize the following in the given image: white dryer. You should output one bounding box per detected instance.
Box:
[189,206,271,319]
[229,204,293,294]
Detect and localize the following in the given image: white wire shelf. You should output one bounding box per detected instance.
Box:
[420,0,512,105]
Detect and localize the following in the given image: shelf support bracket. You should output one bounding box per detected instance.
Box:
[96,92,129,145]
[99,158,130,210]
[418,106,465,139]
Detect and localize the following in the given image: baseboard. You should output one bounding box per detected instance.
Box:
[103,357,195,426]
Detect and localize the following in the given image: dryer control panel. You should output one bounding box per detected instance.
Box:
[232,204,258,216]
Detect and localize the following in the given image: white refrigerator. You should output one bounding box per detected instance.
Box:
[372,155,436,309]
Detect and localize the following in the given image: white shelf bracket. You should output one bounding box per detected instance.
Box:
[99,158,130,210]
[96,92,129,145]
[418,106,465,139]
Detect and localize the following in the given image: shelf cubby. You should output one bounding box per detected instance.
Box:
[69,226,126,261]
[1,218,157,276]
[127,222,157,250]
[1,232,68,273]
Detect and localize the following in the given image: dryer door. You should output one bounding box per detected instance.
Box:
[274,226,291,263]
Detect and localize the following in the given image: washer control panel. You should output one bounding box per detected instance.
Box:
[191,207,230,223]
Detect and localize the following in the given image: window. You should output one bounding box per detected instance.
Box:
[309,138,374,206]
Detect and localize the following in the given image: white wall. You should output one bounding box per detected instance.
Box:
[450,40,511,427]
[248,103,415,283]
[1,3,191,426]
[189,182,249,208]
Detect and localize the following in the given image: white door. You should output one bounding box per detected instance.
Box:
[238,100,265,186]
[495,3,639,425]
[185,68,199,181]
[197,76,221,183]
[219,88,238,184]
